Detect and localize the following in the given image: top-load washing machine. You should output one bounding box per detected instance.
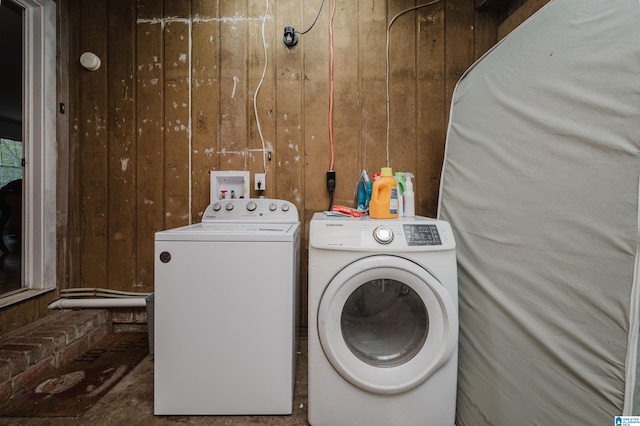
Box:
[154,198,300,415]
[308,213,458,426]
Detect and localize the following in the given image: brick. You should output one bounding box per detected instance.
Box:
[0,359,9,382]
[112,310,135,324]
[74,322,87,339]
[54,335,89,368]
[0,378,11,400]
[88,323,110,347]
[0,350,28,375]
[113,323,147,333]
[0,344,41,366]
[22,330,68,352]
[12,356,55,395]
[13,337,55,361]
[87,309,109,328]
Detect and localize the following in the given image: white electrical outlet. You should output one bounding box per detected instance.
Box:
[255,173,266,191]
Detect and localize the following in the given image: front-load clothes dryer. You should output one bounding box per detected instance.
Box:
[308,213,458,426]
[154,198,300,415]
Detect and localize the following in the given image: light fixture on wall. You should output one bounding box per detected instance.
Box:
[79,51,101,71]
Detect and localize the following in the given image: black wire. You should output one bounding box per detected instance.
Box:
[328,191,334,212]
[296,0,325,35]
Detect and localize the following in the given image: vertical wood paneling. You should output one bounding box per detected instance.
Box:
[330,0,360,207]
[135,0,164,288]
[219,2,249,172]
[248,0,276,195]
[64,0,503,327]
[417,2,446,217]
[276,0,306,324]
[474,10,500,60]
[66,0,81,289]
[57,0,71,287]
[303,0,330,216]
[387,0,418,175]
[163,5,191,229]
[78,0,108,287]
[359,0,387,179]
[445,0,475,123]
[275,0,304,207]
[191,2,220,215]
[107,0,136,290]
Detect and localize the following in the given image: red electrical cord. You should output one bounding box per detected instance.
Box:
[328,0,336,170]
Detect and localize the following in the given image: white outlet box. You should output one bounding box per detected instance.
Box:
[255,173,266,191]
[210,171,250,202]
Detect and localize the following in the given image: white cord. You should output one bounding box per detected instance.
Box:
[385,0,441,167]
[253,0,269,175]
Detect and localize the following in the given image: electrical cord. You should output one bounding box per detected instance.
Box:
[296,0,325,35]
[328,0,336,171]
[385,0,442,167]
[326,0,337,211]
[254,0,269,175]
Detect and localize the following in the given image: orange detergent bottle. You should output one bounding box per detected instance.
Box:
[369,167,399,219]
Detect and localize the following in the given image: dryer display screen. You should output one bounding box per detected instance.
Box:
[403,224,442,246]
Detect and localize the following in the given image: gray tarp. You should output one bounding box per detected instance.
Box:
[438,0,640,424]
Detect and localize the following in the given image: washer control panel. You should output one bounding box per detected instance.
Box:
[202,198,298,222]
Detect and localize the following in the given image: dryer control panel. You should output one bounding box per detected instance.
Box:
[403,224,442,246]
[309,213,455,251]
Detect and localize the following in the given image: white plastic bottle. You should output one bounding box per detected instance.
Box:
[403,172,415,217]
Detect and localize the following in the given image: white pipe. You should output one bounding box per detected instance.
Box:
[60,287,152,297]
[48,298,148,310]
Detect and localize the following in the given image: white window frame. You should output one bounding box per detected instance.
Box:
[0,0,56,305]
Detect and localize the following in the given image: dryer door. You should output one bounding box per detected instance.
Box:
[317,254,457,395]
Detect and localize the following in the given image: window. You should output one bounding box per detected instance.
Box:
[0,138,23,188]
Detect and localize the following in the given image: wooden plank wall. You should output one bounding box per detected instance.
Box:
[63,0,501,325]
[498,0,551,39]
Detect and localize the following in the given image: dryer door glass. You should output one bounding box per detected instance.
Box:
[341,279,428,367]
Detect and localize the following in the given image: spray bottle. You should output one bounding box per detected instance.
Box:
[394,172,405,217]
[403,172,415,217]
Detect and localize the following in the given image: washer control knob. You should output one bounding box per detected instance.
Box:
[281,204,290,212]
[269,203,277,211]
[373,226,394,244]
[246,201,257,211]
[212,202,222,211]
[225,203,234,211]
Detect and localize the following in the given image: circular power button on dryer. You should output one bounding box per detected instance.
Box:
[373,226,394,244]
[246,201,257,211]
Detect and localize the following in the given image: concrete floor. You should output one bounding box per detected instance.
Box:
[0,335,309,426]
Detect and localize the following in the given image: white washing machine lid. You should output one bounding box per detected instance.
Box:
[155,222,300,242]
[318,254,458,395]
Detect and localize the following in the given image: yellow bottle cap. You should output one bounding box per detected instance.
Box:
[381,167,393,176]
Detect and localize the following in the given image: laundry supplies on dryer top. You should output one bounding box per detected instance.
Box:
[154,198,300,416]
[308,213,458,426]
